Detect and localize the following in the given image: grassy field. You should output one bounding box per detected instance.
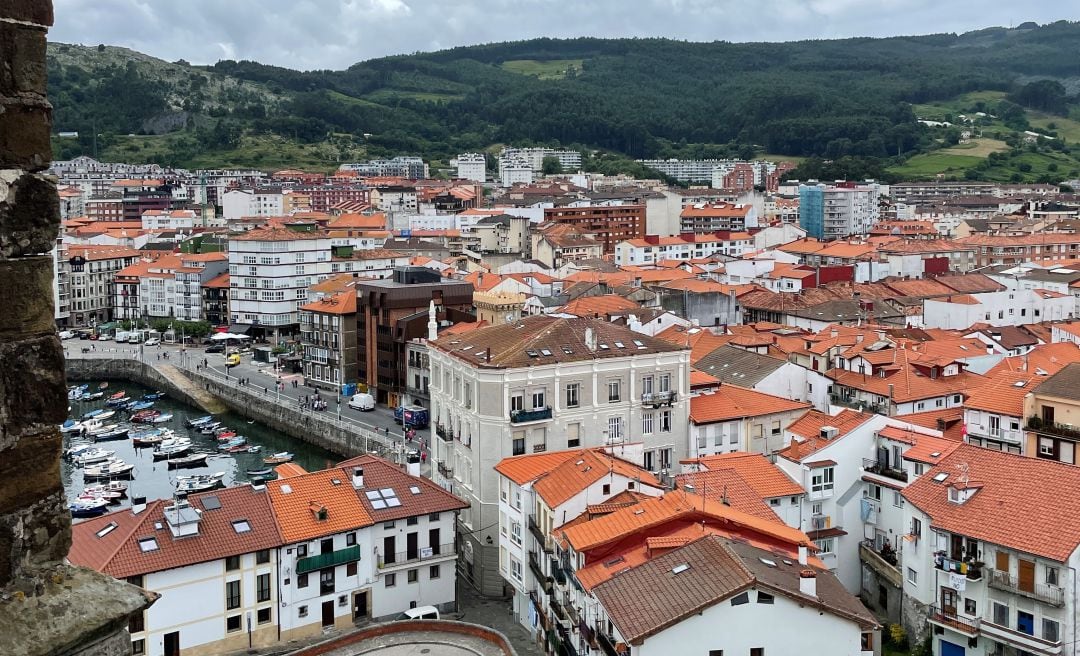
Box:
[888,152,984,178]
[365,89,463,104]
[939,138,1008,157]
[97,133,361,172]
[501,59,583,79]
[757,153,807,164]
[1028,110,1080,142]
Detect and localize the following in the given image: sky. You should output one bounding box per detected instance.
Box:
[51,0,1073,71]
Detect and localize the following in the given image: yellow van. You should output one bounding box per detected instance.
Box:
[225,353,241,367]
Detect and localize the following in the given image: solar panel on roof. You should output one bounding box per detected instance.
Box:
[202,495,222,510]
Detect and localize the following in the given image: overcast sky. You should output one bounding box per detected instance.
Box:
[51,0,1072,71]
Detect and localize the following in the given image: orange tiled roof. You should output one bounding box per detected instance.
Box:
[781,409,874,459]
[267,469,374,543]
[203,273,230,289]
[695,452,804,498]
[690,385,809,424]
[494,450,583,485]
[689,368,720,387]
[561,294,641,317]
[327,212,387,230]
[964,371,1040,417]
[899,408,966,441]
[300,291,356,315]
[987,341,1080,377]
[655,325,733,364]
[533,451,660,508]
[903,444,1080,562]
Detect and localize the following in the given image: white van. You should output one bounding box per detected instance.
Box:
[348,393,375,411]
[398,605,440,621]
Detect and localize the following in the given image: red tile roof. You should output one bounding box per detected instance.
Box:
[903,444,1080,562]
[337,454,468,523]
[690,385,809,424]
[266,469,374,543]
[694,452,805,498]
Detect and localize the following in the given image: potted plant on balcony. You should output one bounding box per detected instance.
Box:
[966,559,984,580]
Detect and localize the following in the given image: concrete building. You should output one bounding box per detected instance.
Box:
[427,315,690,595]
[221,189,285,220]
[499,147,581,175]
[680,201,759,233]
[66,245,141,326]
[172,253,228,322]
[544,204,645,254]
[141,209,200,232]
[227,225,333,338]
[299,289,359,389]
[689,384,810,458]
[799,182,881,240]
[340,157,428,179]
[454,153,487,183]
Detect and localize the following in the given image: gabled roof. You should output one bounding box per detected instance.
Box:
[781,409,875,460]
[1032,362,1080,402]
[693,345,787,387]
[903,444,1080,562]
[690,385,809,424]
[964,370,1041,417]
[560,294,641,317]
[987,341,1080,378]
[267,470,374,543]
[337,454,468,522]
[694,452,804,498]
[299,291,357,315]
[533,451,660,508]
[654,325,733,364]
[68,486,283,579]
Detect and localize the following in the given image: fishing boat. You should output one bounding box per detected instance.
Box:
[152,442,192,460]
[91,427,129,442]
[82,481,128,498]
[249,471,277,483]
[142,392,165,401]
[214,431,238,440]
[69,498,110,518]
[83,460,136,480]
[77,489,124,503]
[175,472,225,494]
[262,452,294,465]
[60,419,84,434]
[166,453,208,469]
[127,400,154,412]
[222,445,251,454]
[71,449,116,466]
[186,415,213,427]
[105,396,130,408]
[130,410,161,423]
[150,413,174,424]
[79,391,105,401]
[64,443,100,460]
[91,410,116,422]
[129,428,163,445]
[80,408,104,420]
[68,384,89,400]
[86,422,119,435]
[198,422,222,434]
[107,391,125,400]
[217,437,247,450]
[245,467,273,477]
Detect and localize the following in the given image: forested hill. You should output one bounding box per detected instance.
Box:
[47,21,1080,172]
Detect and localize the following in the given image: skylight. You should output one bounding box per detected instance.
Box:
[232,520,252,534]
[409,486,421,495]
[202,495,221,511]
[614,341,625,349]
[540,349,553,356]
[758,557,777,568]
[366,487,402,509]
[280,484,292,495]
[933,472,949,483]
[138,537,159,552]
[672,563,690,574]
[95,522,118,538]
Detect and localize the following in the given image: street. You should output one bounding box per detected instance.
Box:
[65,337,434,470]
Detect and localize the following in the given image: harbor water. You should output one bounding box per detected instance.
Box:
[63,379,339,510]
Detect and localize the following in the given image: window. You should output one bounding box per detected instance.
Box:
[660,410,671,432]
[708,651,723,656]
[913,463,924,476]
[346,532,356,547]
[861,633,874,651]
[815,538,835,554]
[226,614,241,632]
[567,423,580,448]
[642,412,654,434]
[129,612,144,634]
[226,580,241,610]
[297,544,308,558]
[131,639,145,655]
[602,484,611,495]
[430,564,441,579]
[297,573,309,588]
[255,549,270,564]
[893,491,903,508]
[965,598,977,615]
[298,605,308,618]
[1043,565,1060,586]
[531,390,546,409]
[659,373,671,393]
[257,573,271,603]
[408,569,418,583]
[1043,618,1060,643]
[607,416,623,441]
[512,437,525,456]
[510,394,524,413]
[608,380,621,403]
[385,573,396,588]
[511,558,522,581]
[751,648,764,656]
[867,483,882,501]
[565,383,580,408]
[407,516,419,526]
[910,517,922,539]
[347,561,357,577]
[730,592,750,606]
[756,591,774,604]
[257,608,271,625]
[906,567,917,585]
[810,467,834,495]
[993,602,1008,626]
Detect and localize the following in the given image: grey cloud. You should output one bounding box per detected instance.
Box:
[52,0,1070,71]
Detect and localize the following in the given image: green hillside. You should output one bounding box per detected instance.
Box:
[46,22,1080,179]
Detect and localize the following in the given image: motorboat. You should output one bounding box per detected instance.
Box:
[217,437,247,450]
[77,489,124,503]
[186,415,213,427]
[64,443,100,460]
[214,431,238,441]
[198,422,222,434]
[83,460,136,480]
[69,498,110,518]
[247,445,262,453]
[79,391,105,401]
[246,468,273,477]
[130,428,164,446]
[91,427,128,442]
[262,452,294,465]
[82,481,128,497]
[175,472,225,494]
[130,410,161,423]
[127,401,154,412]
[166,453,208,469]
[222,445,251,454]
[142,392,165,401]
[80,409,104,421]
[60,419,84,434]
[68,384,89,400]
[91,410,116,422]
[107,391,125,400]
[150,413,174,424]
[72,450,117,466]
[105,396,131,407]
[152,443,192,460]
[85,423,120,437]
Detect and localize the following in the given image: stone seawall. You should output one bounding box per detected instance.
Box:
[65,357,395,460]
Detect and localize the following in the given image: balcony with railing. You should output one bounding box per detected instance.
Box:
[436,461,453,479]
[831,393,886,415]
[934,553,984,581]
[862,457,908,483]
[1027,416,1080,442]
[378,542,455,570]
[981,615,1063,654]
[989,569,1065,607]
[528,514,551,551]
[296,545,362,574]
[528,550,545,582]
[641,390,677,407]
[510,407,553,424]
[928,605,980,637]
[859,541,902,588]
[595,626,624,656]
[435,423,454,442]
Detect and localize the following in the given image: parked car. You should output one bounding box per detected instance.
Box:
[225,353,241,367]
[58,330,75,340]
[144,338,160,346]
[205,344,225,354]
[397,606,440,621]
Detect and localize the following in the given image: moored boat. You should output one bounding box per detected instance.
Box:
[198,422,222,434]
[83,459,135,480]
[167,453,208,469]
[175,472,225,493]
[153,443,192,460]
[186,415,213,427]
[150,413,174,424]
[69,497,110,518]
[82,481,128,498]
[142,392,165,401]
[91,427,129,442]
[262,451,294,465]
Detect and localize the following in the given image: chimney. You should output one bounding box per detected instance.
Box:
[585,327,597,352]
[131,496,147,515]
[352,467,364,489]
[798,544,808,566]
[427,300,438,341]
[799,569,817,597]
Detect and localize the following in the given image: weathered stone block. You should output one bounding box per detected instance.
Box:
[0,257,55,338]
[0,170,60,256]
[0,491,69,587]
[0,97,52,171]
[0,22,47,95]
[0,334,67,447]
[0,0,54,26]
[0,428,61,515]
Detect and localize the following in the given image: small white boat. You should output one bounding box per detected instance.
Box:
[72,449,116,466]
[60,419,85,434]
[153,443,192,460]
[83,460,135,480]
[150,413,174,424]
[86,423,120,436]
[82,481,128,497]
[175,472,225,493]
[186,415,213,427]
[70,497,110,518]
